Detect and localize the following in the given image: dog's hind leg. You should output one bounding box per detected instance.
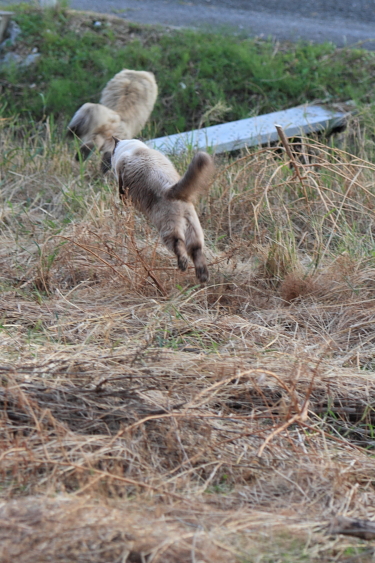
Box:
[164,234,189,272]
[190,246,209,283]
[174,238,189,272]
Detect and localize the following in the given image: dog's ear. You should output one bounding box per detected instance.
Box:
[75,142,95,162]
[112,136,121,152]
[101,151,112,174]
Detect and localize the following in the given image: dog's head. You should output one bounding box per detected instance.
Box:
[75,141,96,162]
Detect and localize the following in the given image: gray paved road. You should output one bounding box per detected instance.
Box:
[2,0,375,47]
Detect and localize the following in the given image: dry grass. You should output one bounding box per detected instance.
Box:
[1,115,375,562]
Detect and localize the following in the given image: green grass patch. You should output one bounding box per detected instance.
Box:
[1,4,375,135]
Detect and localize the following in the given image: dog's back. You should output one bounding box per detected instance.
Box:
[100,70,158,138]
[112,140,180,201]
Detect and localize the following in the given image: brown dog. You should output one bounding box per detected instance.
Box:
[112,139,214,282]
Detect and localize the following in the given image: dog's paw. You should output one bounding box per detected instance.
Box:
[178,256,188,272]
[195,266,209,283]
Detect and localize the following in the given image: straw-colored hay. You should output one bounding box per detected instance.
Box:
[1,118,375,561]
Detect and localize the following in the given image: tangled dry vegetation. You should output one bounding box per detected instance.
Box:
[1,114,375,562]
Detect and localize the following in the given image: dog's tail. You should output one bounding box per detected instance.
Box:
[167,152,214,202]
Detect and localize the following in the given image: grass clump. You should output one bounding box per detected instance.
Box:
[1,5,375,135]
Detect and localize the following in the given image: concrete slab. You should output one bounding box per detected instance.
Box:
[0,11,14,43]
[146,105,347,155]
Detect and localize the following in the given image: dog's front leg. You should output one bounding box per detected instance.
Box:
[118,172,130,204]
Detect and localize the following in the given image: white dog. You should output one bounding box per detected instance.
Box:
[112,139,214,282]
[68,70,158,170]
